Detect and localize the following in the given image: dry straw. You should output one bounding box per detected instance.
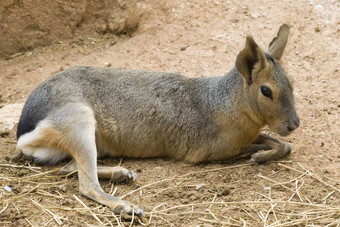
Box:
[1,160,339,226]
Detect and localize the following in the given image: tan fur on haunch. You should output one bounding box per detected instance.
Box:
[14,24,300,218]
[28,127,69,152]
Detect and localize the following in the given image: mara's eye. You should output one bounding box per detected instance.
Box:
[260,86,273,100]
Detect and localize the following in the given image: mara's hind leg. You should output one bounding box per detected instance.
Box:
[60,159,138,184]
[54,103,143,216]
[242,133,291,163]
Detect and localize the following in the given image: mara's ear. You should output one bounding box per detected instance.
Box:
[236,36,267,85]
[268,24,289,60]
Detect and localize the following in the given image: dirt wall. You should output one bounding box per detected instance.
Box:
[0,0,145,58]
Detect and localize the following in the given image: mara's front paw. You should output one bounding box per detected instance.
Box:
[249,143,292,163]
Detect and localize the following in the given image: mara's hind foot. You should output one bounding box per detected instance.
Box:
[54,103,144,218]
[60,160,138,184]
[59,160,143,216]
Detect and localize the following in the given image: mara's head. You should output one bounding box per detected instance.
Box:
[235,24,300,136]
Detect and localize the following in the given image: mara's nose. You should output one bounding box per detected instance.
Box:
[287,117,300,132]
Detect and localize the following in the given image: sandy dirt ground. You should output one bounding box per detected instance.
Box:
[0,0,339,226]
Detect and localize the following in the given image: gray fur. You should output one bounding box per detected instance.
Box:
[20,66,247,161]
[17,62,297,163]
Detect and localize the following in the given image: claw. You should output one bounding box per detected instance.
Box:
[136,207,144,216]
[132,172,138,181]
[285,143,292,154]
[113,205,124,215]
[11,151,23,162]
